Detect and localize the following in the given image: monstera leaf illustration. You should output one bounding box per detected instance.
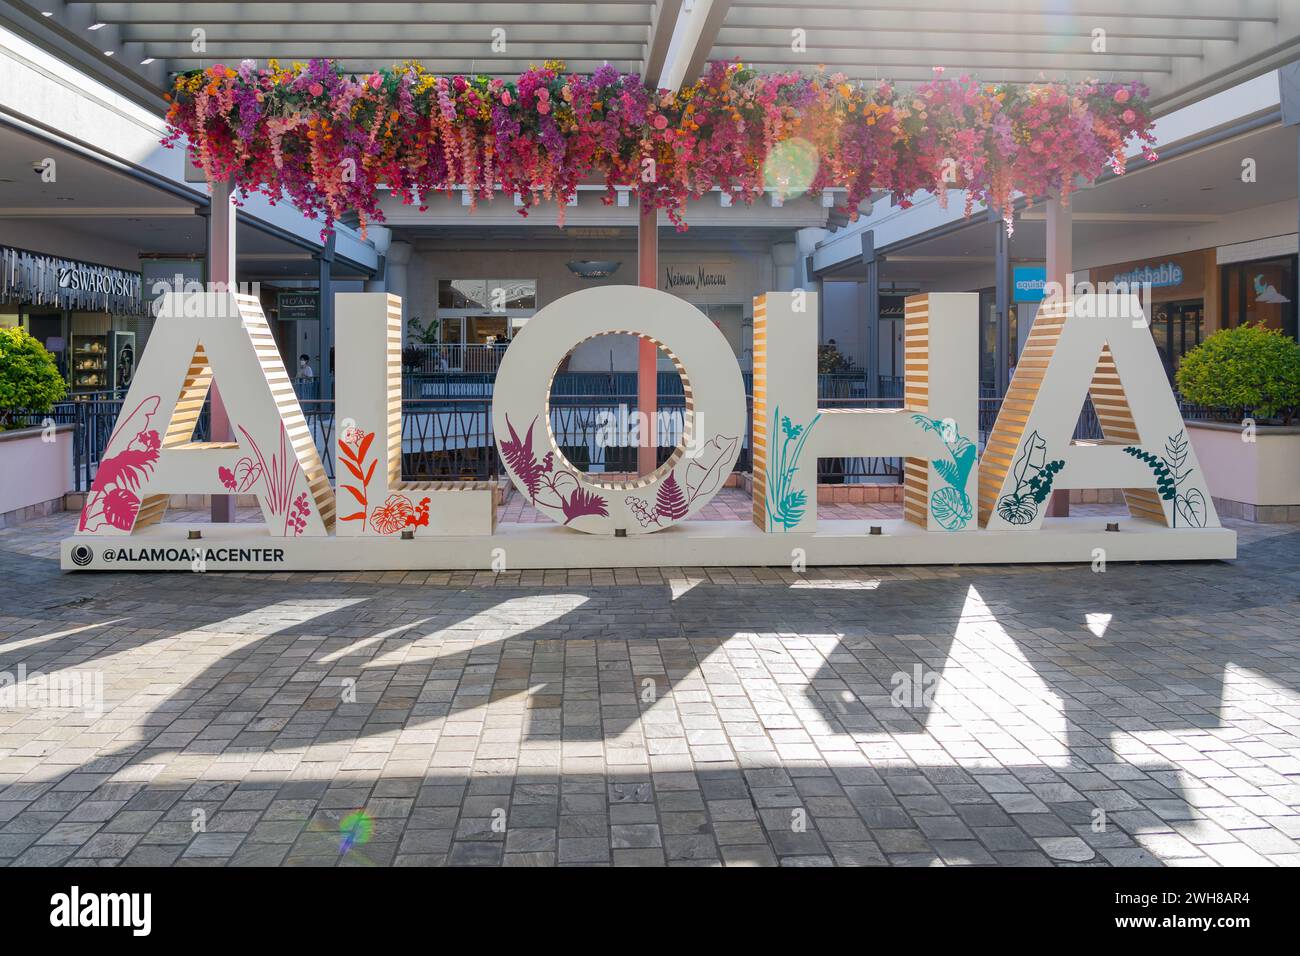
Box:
[930,486,972,530]
[78,394,163,533]
[684,434,739,504]
[101,486,141,530]
[997,495,1038,525]
[370,494,415,534]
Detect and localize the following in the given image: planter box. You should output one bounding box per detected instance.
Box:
[1186,421,1300,522]
[0,423,74,527]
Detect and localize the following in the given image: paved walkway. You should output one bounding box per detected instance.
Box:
[0,496,1297,866]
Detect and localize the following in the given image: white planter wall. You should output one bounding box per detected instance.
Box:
[1187,422,1300,522]
[0,424,73,524]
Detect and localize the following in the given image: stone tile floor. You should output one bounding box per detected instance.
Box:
[0,493,1297,867]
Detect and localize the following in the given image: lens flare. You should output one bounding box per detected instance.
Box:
[338,810,374,854]
[762,137,819,199]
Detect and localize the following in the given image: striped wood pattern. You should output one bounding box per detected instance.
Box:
[1088,346,1168,526]
[977,300,1067,526]
[902,295,931,528]
[750,295,769,529]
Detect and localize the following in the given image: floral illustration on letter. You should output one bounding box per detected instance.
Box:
[765,407,821,532]
[336,425,378,526]
[995,430,1065,525]
[1123,430,1207,528]
[502,413,608,525]
[79,395,162,533]
[369,494,431,534]
[912,414,976,530]
[625,433,738,527]
[214,421,311,536]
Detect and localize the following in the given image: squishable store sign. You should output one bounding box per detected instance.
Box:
[62,286,1234,571]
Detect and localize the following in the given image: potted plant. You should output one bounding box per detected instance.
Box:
[1176,323,1300,521]
[0,326,72,525]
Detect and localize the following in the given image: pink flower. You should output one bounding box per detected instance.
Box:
[308,82,324,97]
[538,100,550,114]
[501,90,513,106]
[369,73,382,90]
[1114,88,1130,104]
[653,114,668,130]
[1122,109,1135,124]
[537,87,549,101]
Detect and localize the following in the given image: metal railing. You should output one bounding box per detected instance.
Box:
[25,380,1208,495]
[404,342,511,374]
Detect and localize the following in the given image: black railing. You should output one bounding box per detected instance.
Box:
[23,378,1160,495]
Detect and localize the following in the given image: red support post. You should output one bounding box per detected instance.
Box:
[637,202,658,476]
[208,179,236,522]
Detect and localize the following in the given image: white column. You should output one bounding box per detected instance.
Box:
[384,241,414,340]
[770,241,797,292]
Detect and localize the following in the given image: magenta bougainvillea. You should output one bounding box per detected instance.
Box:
[163,59,1156,236]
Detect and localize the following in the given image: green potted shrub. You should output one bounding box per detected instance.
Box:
[0,326,71,523]
[1176,323,1300,423]
[1176,324,1300,521]
[0,326,67,430]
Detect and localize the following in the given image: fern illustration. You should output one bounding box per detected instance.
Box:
[1122,430,1206,527]
[765,406,821,531]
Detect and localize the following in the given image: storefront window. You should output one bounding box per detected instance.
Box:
[435,279,537,346]
[466,315,509,344]
[437,280,487,310]
[437,279,536,311]
[1222,256,1297,340]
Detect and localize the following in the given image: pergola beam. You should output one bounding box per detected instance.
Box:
[641,0,682,84]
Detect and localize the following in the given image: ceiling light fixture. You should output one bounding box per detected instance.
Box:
[566,260,622,279]
[88,22,107,30]
[140,57,156,65]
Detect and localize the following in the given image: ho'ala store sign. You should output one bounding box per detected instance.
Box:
[62,285,1235,571]
[0,245,144,315]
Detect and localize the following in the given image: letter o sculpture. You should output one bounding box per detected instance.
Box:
[492,286,746,535]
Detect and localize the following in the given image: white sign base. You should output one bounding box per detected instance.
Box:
[61,518,1235,571]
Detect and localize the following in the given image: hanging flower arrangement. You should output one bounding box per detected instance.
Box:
[163,60,1156,237]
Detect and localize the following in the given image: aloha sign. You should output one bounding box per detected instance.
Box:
[62,286,1234,570]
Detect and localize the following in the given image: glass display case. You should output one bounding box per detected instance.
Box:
[70,332,109,391]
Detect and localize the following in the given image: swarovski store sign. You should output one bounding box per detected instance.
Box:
[0,245,144,315]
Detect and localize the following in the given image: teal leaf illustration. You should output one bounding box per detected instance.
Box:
[933,456,962,490]
[997,494,1037,525]
[931,486,972,530]
[765,405,820,532]
[997,432,1064,524]
[775,489,807,529]
[1013,430,1047,486]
